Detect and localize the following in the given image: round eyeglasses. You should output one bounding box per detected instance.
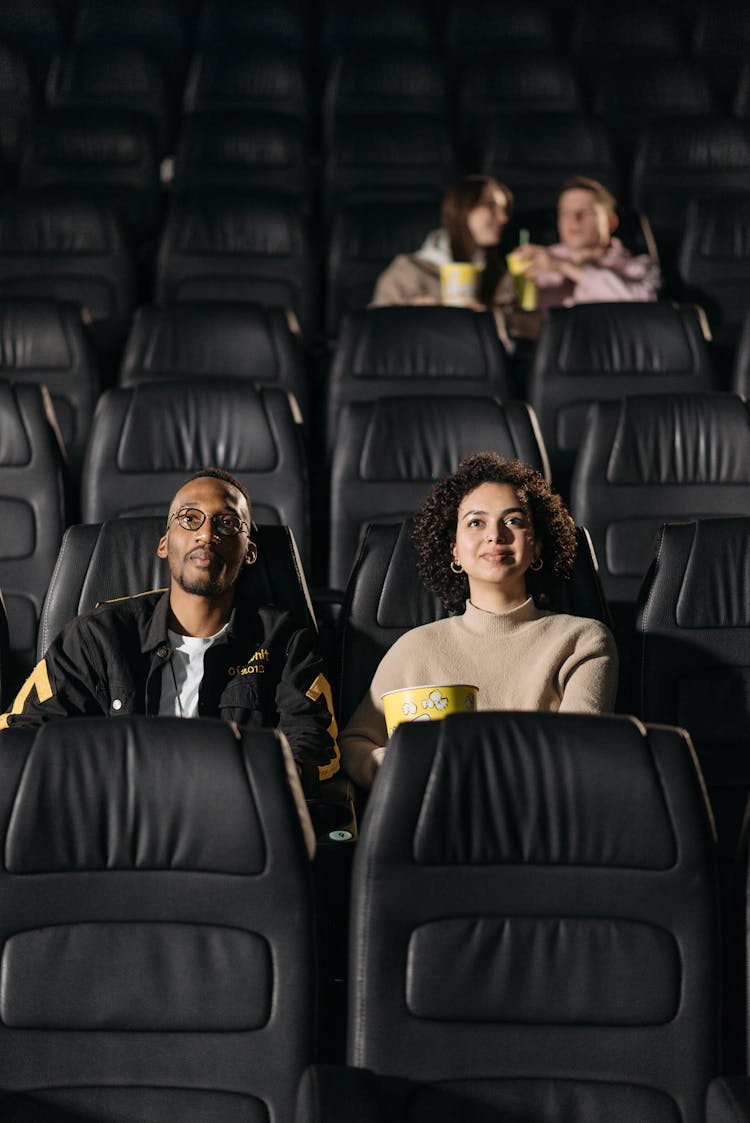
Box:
[168,506,249,538]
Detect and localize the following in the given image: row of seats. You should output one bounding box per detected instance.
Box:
[0,705,738,1120]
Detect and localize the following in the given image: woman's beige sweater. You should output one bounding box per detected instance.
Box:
[340,598,618,788]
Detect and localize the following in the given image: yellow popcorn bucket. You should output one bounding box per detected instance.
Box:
[439,262,481,307]
[382,683,479,737]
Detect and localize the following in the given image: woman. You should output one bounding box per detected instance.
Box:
[341,452,618,788]
[370,174,517,347]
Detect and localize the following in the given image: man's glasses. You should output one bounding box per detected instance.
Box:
[168,506,249,538]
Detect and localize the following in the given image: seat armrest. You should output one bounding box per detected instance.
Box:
[708,1078,750,1122]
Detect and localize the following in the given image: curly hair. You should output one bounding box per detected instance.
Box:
[411,452,577,614]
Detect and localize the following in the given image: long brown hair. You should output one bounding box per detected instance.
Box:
[440,174,513,305]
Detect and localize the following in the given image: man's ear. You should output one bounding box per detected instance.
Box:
[245,541,258,566]
[157,534,168,559]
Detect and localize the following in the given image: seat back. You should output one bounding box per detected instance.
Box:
[120,303,308,420]
[81,380,310,565]
[482,112,618,210]
[0,298,99,485]
[38,517,314,659]
[636,517,750,858]
[571,393,750,612]
[0,716,315,1121]
[529,302,719,485]
[195,0,308,52]
[329,396,547,590]
[72,0,188,83]
[338,520,609,725]
[678,196,750,348]
[155,190,316,337]
[183,46,310,121]
[444,0,555,56]
[327,307,514,448]
[0,190,136,359]
[348,711,717,1123]
[0,381,65,688]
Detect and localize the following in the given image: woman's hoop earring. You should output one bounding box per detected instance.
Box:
[450,560,463,574]
[529,557,543,572]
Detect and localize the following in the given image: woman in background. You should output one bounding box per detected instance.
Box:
[371,174,517,347]
[341,452,618,788]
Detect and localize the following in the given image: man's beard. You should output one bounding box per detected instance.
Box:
[176,573,227,597]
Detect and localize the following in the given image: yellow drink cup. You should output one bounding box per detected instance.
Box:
[505,250,538,311]
[439,263,481,307]
[382,683,479,737]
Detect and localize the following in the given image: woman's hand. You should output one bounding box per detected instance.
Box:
[372,746,387,768]
[410,295,441,305]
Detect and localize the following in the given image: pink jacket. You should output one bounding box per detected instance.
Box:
[535,238,660,312]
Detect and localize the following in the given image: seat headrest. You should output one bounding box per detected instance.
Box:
[553,304,703,374]
[343,307,503,377]
[410,713,677,868]
[5,718,267,874]
[170,192,300,256]
[126,304,280,379]
[676,517,750,628]
[0,382,32,465]
[0,193,119,253]
[606,394,750,484]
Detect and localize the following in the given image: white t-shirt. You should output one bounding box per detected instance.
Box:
[159,623,230,718]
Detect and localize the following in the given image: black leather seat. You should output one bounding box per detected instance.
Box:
[172,112,311,201]
[326,196,438,336]
[321,0,434,52]
[327,307,515,449]
[0,191,136,364]
[0,298,99,486]
[592,59,715,164]
[81,380,310,565]
[0,381,66,691]
[571,393,750,621]
[195,0,308,52]
[443,0,555,56]
[635,516,750,860]
[529,302,719,488]
[460,53,582,154]
[0,42,36,173]
[631,117,750,261]
[322,49,447,147]
[731,310,750,396]
[0,0,61,86]
[20,109,162,241]
[678,196,750,354]
[155,190,317,338]
[324,113,457,218]
[72,0,188,86]
[307,710,717,1121]
[183,45,310,122]
[692,1,750,100]
[337,520,610,726]
[37,517,315,658]
[120,302,308,419]
[46,44,173,157]
[482,111,619,211]
[0,715,316,1121]
[328,396,548,590]
[570,1,681,69]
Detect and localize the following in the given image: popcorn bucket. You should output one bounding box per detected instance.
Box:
[439,262,481,307]
[382,683,479,737]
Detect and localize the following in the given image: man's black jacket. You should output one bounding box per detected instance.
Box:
[1,588,340,794]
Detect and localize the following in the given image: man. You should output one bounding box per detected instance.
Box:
[0,467,339,795]
[516,175,660,319]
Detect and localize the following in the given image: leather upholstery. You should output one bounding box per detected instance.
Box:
[0,716,315,1121]
[636,516,750,858]
[81,380,310,564]
[19,108,161,238]
[530,302,719,482]
[345,711,717,1122]
[120,302,308,420]
[460,53,582,134]
[328,307,514,446]
[444,1,555,55]
[71,0,188,83]
[195,0,307,51]
[732,310,750,396]
[46,44,172,155]
[324,114,456,216]
[707,1079,750,1123]
[337,521,610,726]
[326,198,439,335]
[679,197,750,346]
[0,298,99,484]
[183,45,310,120]
[631,117,750,249]
[0,191,136,356]
[570,3,681,59]
[328,396,547,589]
[173,112,311,200]
[571,394,750,610]
[0,43,35,168]
[37,518,315,659]
[482,112,619,211]
[0,381,65,684]
[155,189,316,337]
[321,0,434,51]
